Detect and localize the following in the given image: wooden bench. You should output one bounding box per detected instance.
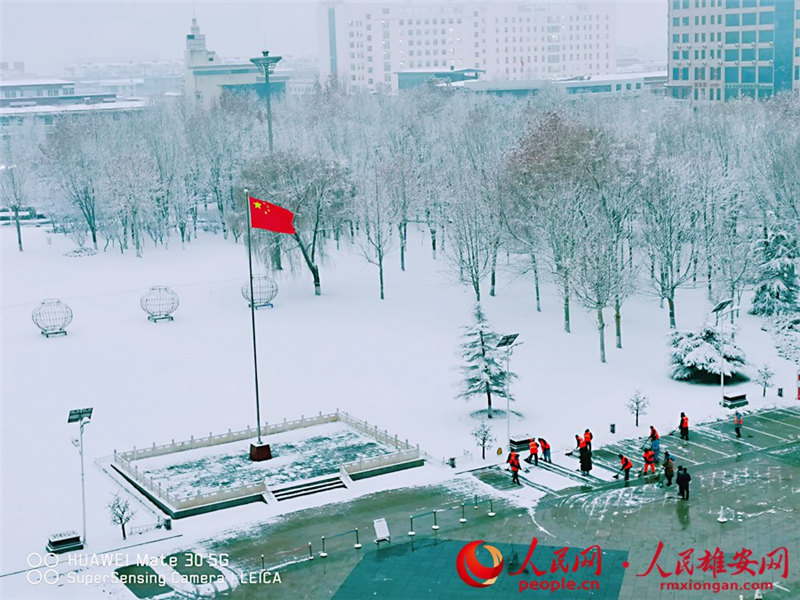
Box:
[722,394,748,409]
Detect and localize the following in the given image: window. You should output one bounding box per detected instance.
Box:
[741,12,757,26]
[725,0,740,6]
[759,11,774,25]
[758,66,772,83]
[725,66,739,81]
[673,17,680,26]
[741,48,755,61]
[725,14,740,26]
[725,49,739,61]
[742,0,756,6]
[725,31,740,43]
[758,47,773,60]
[741,66,756,82]
[760,29,773,42]
[742,30,756,43]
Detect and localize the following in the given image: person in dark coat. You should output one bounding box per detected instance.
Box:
[676,466,691,500]
[663,452,675,487]
[579,443,592,476]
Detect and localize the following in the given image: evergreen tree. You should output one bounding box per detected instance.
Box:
[751,231,800,316]
[458,304,515,418]
[669,326,747,381]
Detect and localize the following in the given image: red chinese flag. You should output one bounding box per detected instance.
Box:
[248,197,296,234]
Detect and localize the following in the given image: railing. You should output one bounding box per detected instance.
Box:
[116,412,339,462]
[342,448,421,476]
[112,410,424,512]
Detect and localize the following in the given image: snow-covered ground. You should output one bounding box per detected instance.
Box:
[1,225,797,583]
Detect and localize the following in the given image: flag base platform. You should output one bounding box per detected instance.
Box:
[249,442,273,462]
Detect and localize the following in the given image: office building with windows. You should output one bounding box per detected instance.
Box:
[667,0,800,101]
[319,1,616,92]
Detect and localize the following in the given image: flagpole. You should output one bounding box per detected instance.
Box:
[244,189,263,445]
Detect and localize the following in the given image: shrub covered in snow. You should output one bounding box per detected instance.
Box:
[770,315,800,363]
[669,326,747,381]
[751,231,800,317]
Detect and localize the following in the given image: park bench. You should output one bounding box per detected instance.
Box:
[722,394,748,409]
[46,530,83,554]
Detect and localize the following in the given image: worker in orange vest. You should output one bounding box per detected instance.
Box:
[642,447,656,475]
[575,434,586,450]
[584,429,593,452]
[508,451,521,485]
[678,412,689,440]
[538,438,551,463]
[618,454,634,481]
[649,426,661,460]
[525,438,539,466]
[734,411,743,438]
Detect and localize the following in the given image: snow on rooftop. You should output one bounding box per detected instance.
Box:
[0,78,74,87]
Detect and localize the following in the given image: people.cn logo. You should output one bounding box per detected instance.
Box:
[456,540,504,587]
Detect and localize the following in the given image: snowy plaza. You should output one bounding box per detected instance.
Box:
[3,9,800,594]
[3,216,800,599]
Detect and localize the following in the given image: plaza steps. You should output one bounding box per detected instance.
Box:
[271,475,347,502]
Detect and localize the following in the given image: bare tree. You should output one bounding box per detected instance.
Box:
[472,420,496,460]
[627,390,649,427]
[357,165,395,299]
[43,115,109,250]
[0,127,38,252]
[108,494,135,540]
[242,152,351,295]
[641,154,698,329]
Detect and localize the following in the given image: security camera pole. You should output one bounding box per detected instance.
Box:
[68,408,93,546]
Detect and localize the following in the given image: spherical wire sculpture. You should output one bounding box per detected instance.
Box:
[241,276,279,309]
[140,286,180,322]
[32,299,73,337]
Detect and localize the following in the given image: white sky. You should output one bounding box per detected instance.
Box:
[0,1,668,75]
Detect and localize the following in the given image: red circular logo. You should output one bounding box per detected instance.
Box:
[456,540,504,587]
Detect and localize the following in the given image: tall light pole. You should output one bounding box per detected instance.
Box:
[711,299,734,404]
[497,334,520,450]
[68,408,93,546]
[250,50,282,153]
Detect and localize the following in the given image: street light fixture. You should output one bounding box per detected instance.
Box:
[711,299,736,405]
[68,407,93,546]
[250,50,282,153]
[497,333,520,450]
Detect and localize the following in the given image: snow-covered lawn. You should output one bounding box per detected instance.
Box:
[133,422,393,498]
[1,225,797,579]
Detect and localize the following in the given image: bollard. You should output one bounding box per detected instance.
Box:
[432,511,440,531]
[488,499,496,518]
[460,503,467,524]
[308,542,314,560]
[474,494,479,509]
[320,536,328,558]
[354,528,362,550]
[408,516,416,536]
[261,554,265,571]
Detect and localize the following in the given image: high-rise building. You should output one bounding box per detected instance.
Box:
[318,1,616,92]
[667,0,800,101]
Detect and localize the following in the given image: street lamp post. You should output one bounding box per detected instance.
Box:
[711,299,735,404]
[68,408,93,546]
[497,334,520,450]
[250,50,282,153]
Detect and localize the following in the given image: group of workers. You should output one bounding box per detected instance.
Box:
[505,409,745,497]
